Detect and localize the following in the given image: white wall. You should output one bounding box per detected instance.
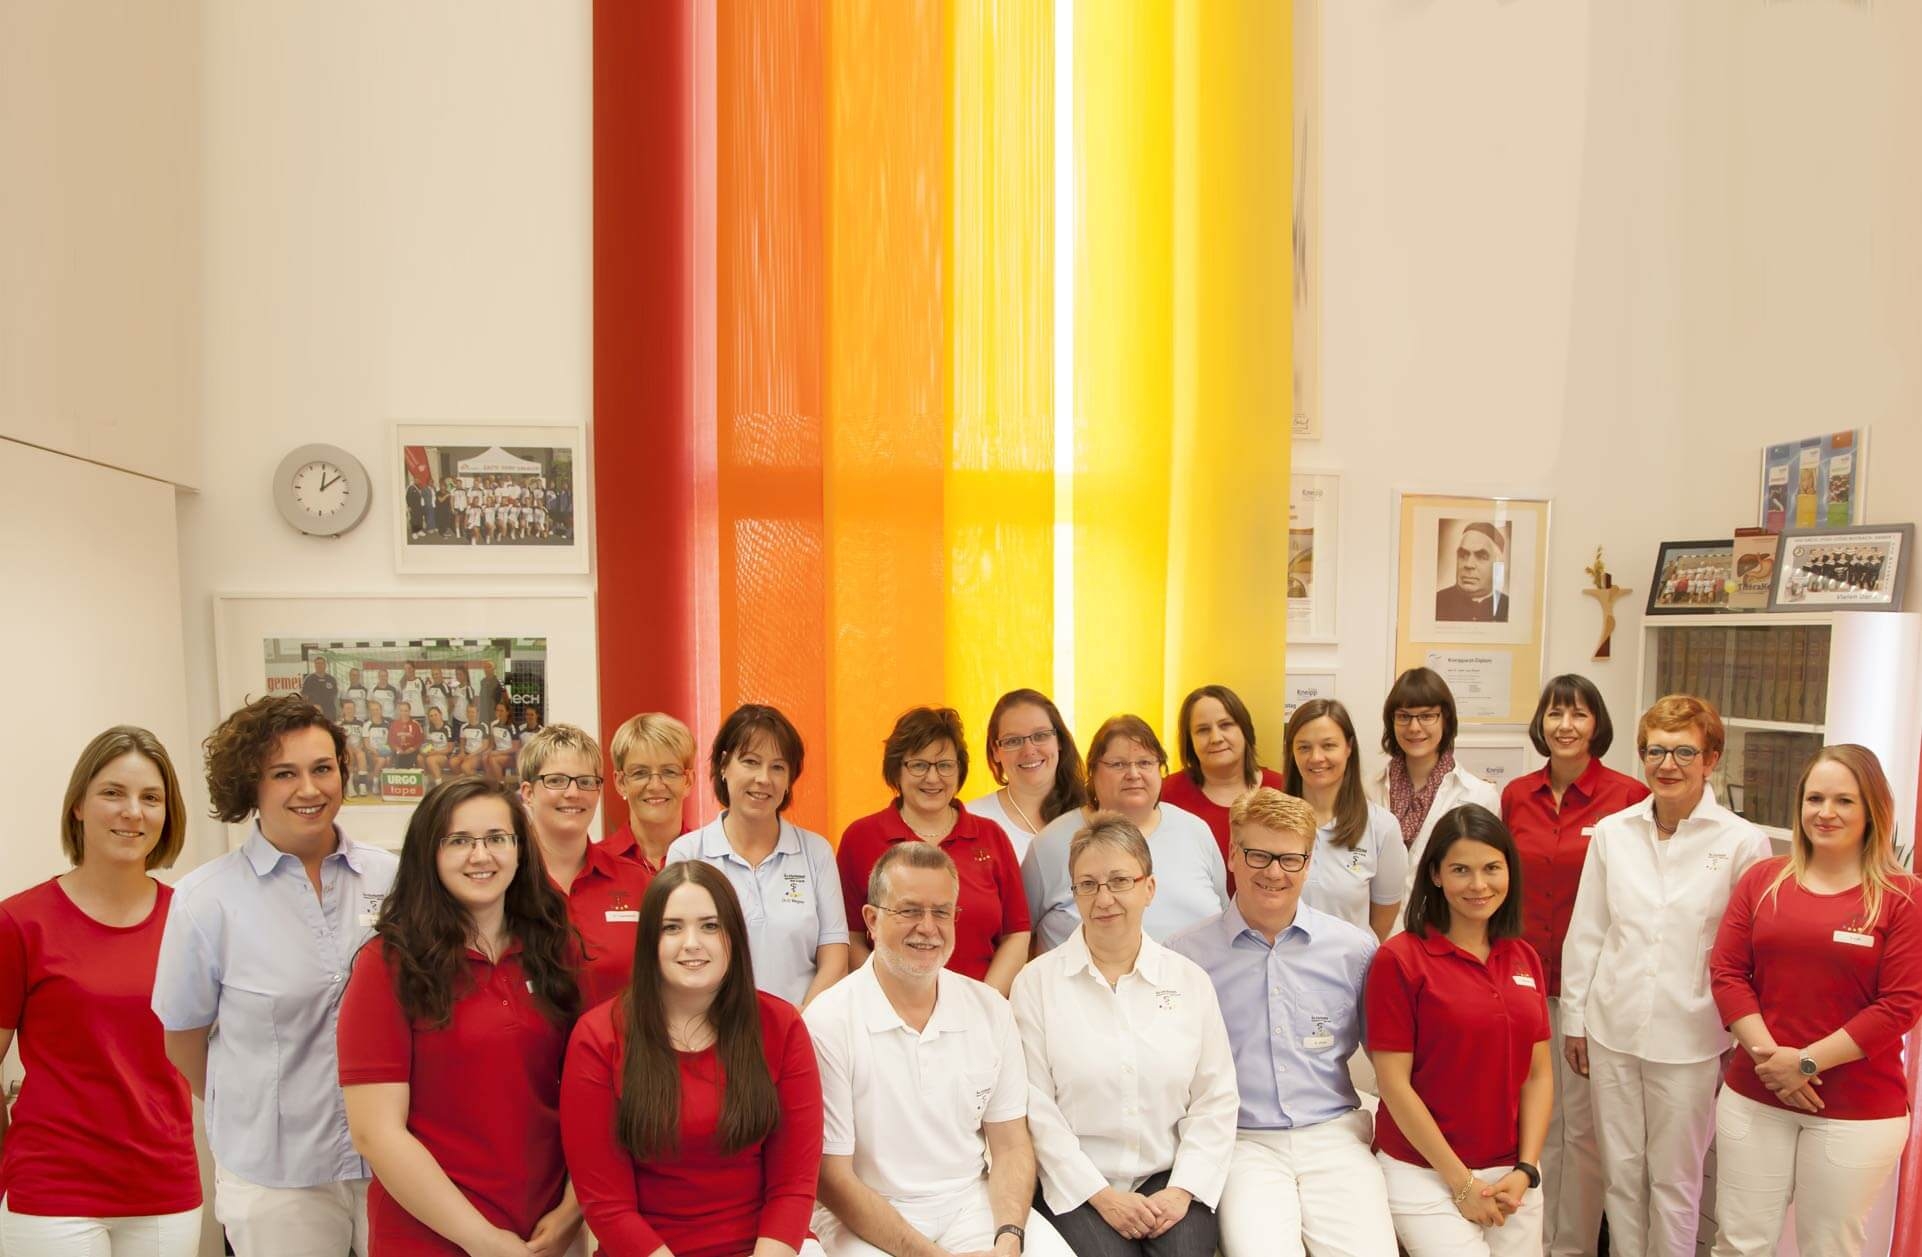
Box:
[176,0,596,866]
[1302,0,1922,793]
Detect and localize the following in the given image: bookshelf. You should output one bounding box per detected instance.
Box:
[1638,612,1922,843]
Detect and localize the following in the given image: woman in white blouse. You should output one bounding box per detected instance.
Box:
[1371,668,1500,900]
[1283,698,1406,940]
[1558,695,1771,1257]
[1012,812,1238,1255]
[1022,715,1229,952]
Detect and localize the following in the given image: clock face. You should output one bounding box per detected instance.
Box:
[292,461,352,517]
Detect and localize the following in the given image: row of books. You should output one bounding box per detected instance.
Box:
[1739,730,1826,832]
[1652,625,1831,726]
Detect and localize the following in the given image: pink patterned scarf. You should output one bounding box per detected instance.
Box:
[1387,751,1455,848]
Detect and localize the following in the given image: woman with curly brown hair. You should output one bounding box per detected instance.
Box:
[339,775,583,1256]
[152,694,399,1256]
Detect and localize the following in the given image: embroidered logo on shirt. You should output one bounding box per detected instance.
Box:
[1705,852,1731,872]
[1154,988,1181,1011]
[975,849,992,862]
[611,890,635,912]
[357,892,386,927]
[1346,848,1367,873]
[782,872,808,904]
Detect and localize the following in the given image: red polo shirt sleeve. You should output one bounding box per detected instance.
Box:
[339,940,412,1084]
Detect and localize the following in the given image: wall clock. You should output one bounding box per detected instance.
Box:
[273,444,373,537]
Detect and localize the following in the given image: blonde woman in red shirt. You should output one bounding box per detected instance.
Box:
[1709,744,1922,1256]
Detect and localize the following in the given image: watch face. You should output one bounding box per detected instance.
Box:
[292,461,352,517]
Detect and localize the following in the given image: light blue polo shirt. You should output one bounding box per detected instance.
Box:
[151,826,398,1188]
[666,816,848,1006]
[1021,803,1229,952]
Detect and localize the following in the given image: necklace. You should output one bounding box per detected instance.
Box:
[1002,787,1039,835]
[906,811,956,842]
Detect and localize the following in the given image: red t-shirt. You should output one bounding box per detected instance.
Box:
[338,938,570,1253]
[560,991,823,1257]
[1158,768,1287,868]
[0,879,199,1217]
[1711,858,1922,1121]
[835,803,1031,981]
[554,840,657,1010]
[1500,759,1649,996]
[1365,929,1550,1169]
[388,718,425,755]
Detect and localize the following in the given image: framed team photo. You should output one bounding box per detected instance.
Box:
[393,423,590,574]
[213,592,599,849]
[1768,524,1913,612]
[1645,538,1737,616]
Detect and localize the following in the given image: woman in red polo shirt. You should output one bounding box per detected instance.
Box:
[340,776,583,1256]
[1708,744,1922,1256]
[0,727,200,1255]
[838,707,1030,994]
[1158,683,1285,867]
[1497,673,1646,1257]
[560,860,825,1256]
[1366,804,1552,1257]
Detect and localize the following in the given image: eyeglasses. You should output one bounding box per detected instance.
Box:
[995,729,1059,752]
[903,759,959,779]
[1392,710,1444,729]
[441,830,516,852]
[873,904,959,924]
[536,772,605,791]
[1641,745,1702,766]
[1098,758,1161,775]
[1071,875,1142,898]
[620,766,687,786]
[1237,848,1309,872]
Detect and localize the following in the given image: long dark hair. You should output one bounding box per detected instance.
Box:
[984,688,1087,823]
[617,862,778,1160]
[1281,699,1369,850]
[1176,684,1263,788]
[1403,804,1524,941]
[375,775,581,1028]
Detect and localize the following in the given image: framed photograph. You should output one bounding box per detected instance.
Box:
[1393,492,1550,725]
[1759,429,1865,531]
[394,423,589,574]
[213,592,599,848]
[1769,524,1913,611]
[1728,531,1781,612]
[1647,539,1737,615]
[1288,472,1339,643]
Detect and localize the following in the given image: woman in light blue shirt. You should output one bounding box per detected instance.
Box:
[665,703,848,1008]
[152,694,398,1257]
[1022,714,1228,951]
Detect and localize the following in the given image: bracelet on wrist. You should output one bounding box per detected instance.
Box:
[1452,1175,1476,1205]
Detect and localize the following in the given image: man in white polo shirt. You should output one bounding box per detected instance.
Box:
[807,842,1071,1257]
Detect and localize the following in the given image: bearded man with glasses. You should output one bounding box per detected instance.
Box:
[1167,788,1396,1256]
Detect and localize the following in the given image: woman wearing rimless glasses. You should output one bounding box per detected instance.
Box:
[968,688,1089,864]
[1372,668,1500,902]
[838,707,1031,995]
[1023,715,1228,953]
[1558,696,1770,1257]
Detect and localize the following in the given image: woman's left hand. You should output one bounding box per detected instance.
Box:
[1143,1186,1193,1238]
[1753,1046,1819,1098]
[525,1198,584,1257]
[1487,1170,1532,1215]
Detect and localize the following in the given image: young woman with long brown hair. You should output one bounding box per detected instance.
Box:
[559,860,825,1257]
[967,688,1088,863]
[339,776,583,1256]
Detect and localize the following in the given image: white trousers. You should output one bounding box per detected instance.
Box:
[1586,1040,1718,1257]
[212,1162,370,1257]
[1542,997,1603,1257]
[1708,1087,1909,1257]
[0,1198,200,1257]
[814,1179,1072,1257]
[1380,1154,1545,1257]
[1215,1110,1396,1257]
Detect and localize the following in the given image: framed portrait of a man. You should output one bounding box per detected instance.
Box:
[1393,492,1551,725]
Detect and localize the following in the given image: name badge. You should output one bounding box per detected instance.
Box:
[1302,1033,1335,1050]
[1834,930,1875,948]
[605,910,641,923]
[1512,973,1538,988]
[357,913,379,927]
[1581,826,1596,837]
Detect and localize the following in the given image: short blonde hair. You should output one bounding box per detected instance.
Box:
[609,712,695,774]
[518,722,604,781]
[1637,694,1726,759]
[1069,811,1154,879]
[1229,787,1317,847]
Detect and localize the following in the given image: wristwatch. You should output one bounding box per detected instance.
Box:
[1515,1161,1542,1190]
[1799,1053,1820,1077]
[994,1223,1026,1252]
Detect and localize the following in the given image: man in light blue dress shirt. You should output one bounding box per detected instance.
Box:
[1167,788,1395,1257]
[153,698,397,1257]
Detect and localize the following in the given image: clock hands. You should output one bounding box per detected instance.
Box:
[319,471,342,492]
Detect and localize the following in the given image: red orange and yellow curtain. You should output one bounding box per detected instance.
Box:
[595,0,1292,839]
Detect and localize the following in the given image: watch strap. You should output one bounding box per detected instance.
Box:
[994,1223,1026,1251]
[1515,1160,1542,1189]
